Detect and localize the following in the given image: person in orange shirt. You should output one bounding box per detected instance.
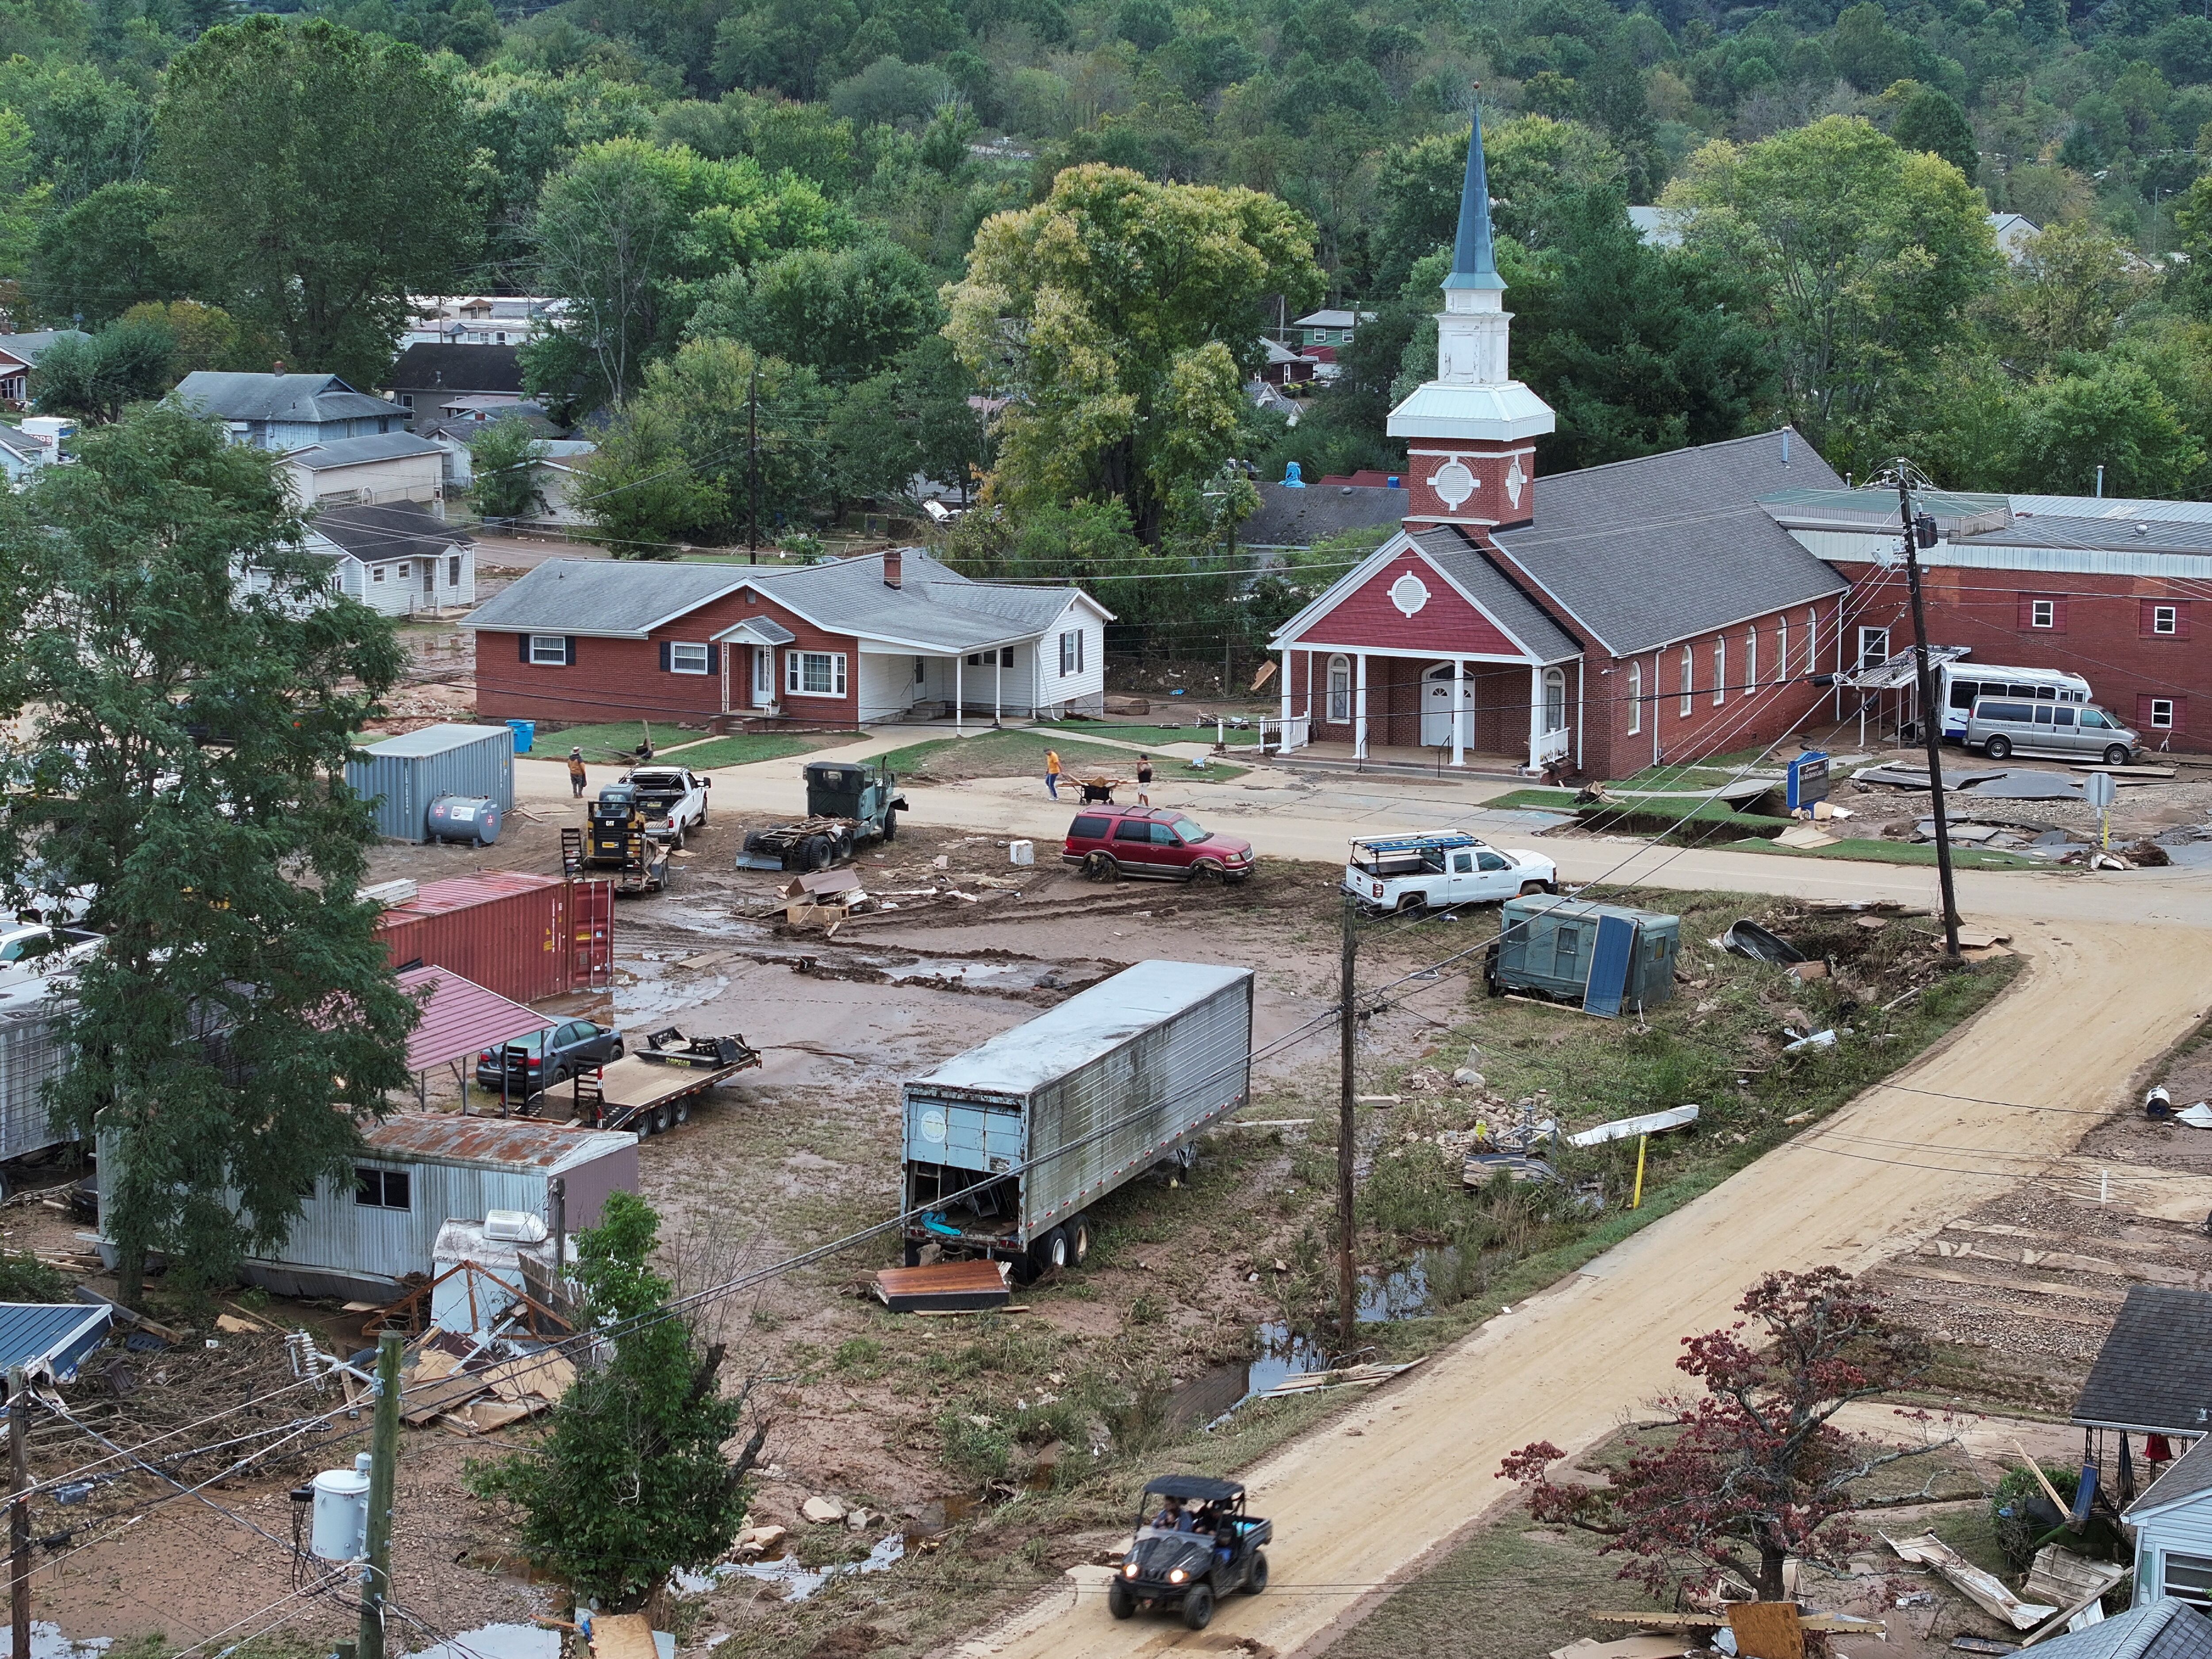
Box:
[1044,748,1063,798]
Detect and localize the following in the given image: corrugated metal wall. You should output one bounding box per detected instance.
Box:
[0,1003,73,1163]
[347,726,514,841]
[375,874,588,1006]
[1022,973,1252,1234]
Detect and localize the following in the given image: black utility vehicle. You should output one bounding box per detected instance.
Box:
[1107,1474,1271,1630]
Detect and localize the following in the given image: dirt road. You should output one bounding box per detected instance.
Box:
[950,917,2210,1659]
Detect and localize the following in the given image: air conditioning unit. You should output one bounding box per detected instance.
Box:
[484,1209,548,1243]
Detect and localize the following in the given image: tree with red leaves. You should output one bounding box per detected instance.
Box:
[1499,1267,1943,1602]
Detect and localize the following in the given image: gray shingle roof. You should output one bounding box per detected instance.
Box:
[2023,1599,2212,1659]
[750,548,1094,651]
[460,549,1104,649]
[461,561,752,637]
[2131,1433,2212,1518]
[0,329,88,366]
[1241,481,1409,549]
[1412,526,1581,663]
[1491,429,1850,658]
[285,432,444,469]
[307,501,468,567]
[174,371,395,425]
[2075,1286,2212,1433]
[388,343,524,396]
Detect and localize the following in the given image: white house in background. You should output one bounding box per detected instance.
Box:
[0,417,70,484]
[280,431,446,511]
[306,501,473,616]
[423,425,595,518]
[400,296,568,349]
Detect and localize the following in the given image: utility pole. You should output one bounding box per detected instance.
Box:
[9,1369,26,1659]
[1337,896,1358,1349]
[746,365,761,563]
[358,1333,403,1659]
[1894,467,1962,956]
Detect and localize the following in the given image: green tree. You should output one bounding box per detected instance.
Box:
[1990,220,2154,367]
[30,316,173,421]
[119,298,240,373]
[0,403,414,1306]
[30,180,183,323]
[722,239,940,381]
[1664,115,1997,446]
[468,1192,764,1610]
[945,164,1321,544]
[1887,84,1978,179]
[1373,115,1623,288]
[527,136,848,408]
[2007,365,2204,497]
[154,17,480,388]
[469,417,549,521]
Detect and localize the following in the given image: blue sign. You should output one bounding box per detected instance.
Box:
[1787,751,1830,812]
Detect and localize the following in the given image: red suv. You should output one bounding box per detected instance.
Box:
[1062,806,1256,883]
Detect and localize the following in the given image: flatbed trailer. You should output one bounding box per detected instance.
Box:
[564,1028,759,1135]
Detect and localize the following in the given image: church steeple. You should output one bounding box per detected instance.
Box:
[1443,106,1505,293]
[1385,96,1555,530]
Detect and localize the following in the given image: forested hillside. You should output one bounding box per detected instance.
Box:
[5,0,2211,617]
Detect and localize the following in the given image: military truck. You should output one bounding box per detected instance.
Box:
[736,758,907,873]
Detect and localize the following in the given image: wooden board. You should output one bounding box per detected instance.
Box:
[590,1613,659,1659]
[872,1260,1011,1313]
[1922,1238,2206,1289]
[1728,1601,1806,1659]
[1882,1263,2128,1307]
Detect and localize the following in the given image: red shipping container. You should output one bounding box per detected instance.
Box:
[376,872,612,1006]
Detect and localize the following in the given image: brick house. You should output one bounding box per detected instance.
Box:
[1769,489,2212,753]
[1268,111,1851,776]
[465,548,1111,729]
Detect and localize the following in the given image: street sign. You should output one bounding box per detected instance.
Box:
[2085,772,2117,810]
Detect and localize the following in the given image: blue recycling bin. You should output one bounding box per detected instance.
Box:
[504,718,535,755]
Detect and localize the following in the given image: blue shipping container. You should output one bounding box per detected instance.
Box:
[347,724,515,843]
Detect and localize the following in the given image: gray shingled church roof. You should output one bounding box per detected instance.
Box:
[2075,1286,2212,1434]
[1410,526,1581,663]
[1491,430,1849,659]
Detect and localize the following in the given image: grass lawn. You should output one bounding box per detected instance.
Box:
[1729,835,2047,871]
[876,726,1248,784]
[522,721,860,769]
[1490,787,1790,840]
[1074,722,1265,748]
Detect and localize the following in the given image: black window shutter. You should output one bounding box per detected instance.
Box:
[706,643,719,674]
[659,641,671,672]
[518,633,530,663]
[565,636,577,665]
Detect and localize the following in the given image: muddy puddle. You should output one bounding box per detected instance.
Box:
[1169,1248,1468,1429]
[676,1532,908,1602]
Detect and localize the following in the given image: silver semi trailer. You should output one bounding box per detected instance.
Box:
[901,960,1254,1282]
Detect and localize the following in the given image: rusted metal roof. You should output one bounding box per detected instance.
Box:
[380,870,562,922]
[359,1111,632,1172]
[396,964,553,1074]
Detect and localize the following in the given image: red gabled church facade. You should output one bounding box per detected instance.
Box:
[1269,110,1853,779]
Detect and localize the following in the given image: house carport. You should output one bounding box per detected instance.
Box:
[396,963,555,1115]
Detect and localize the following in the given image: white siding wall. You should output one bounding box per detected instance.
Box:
[856,649,921,722]
[288,454,444,510]
[359,545,473,616]
[2136,1503,2212,1605]
[1037,600,1107,717]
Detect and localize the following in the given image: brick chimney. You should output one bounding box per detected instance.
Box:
[883,547,902,589]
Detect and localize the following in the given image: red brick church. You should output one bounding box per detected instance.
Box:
[1268,110,1856,777]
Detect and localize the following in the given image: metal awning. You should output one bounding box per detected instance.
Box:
[0,1303,113,1381]
[396,964,555,1074]
[1839,645,1968,691]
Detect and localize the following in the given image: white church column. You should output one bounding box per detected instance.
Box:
[1354,653,1369,761]
[1527,663,1544,773]
[954,653,964,736]
[1279,649,1292,745]
[1451,657,1466,768]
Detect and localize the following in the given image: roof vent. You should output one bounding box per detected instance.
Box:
[2136,523,2151,536]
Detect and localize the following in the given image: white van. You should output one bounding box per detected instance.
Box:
[1937,662,2091,741]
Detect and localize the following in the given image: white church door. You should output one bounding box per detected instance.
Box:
[1421,663,1474,747]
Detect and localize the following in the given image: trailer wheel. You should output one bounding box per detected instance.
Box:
[1181,1584,1214,1631]
[1032,1226,1070,1277]
[672,1097,691,1125]
[879,808,898,843]
[651,1104,672,1135]
[1065,1211,1092,1266]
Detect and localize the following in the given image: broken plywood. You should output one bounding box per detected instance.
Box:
[1885,1532,2058,1631]
[872,1259,1012,1313]
[1728,1601,1806,1659]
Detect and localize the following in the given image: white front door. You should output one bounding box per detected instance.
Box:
[1421,664,1473,747]
[752,646,776,709]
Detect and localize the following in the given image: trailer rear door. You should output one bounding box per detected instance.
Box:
[907,1092,1025,1174]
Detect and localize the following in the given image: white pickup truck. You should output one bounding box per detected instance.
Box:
[1343,833,1557,913]
[625,766,711,846]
